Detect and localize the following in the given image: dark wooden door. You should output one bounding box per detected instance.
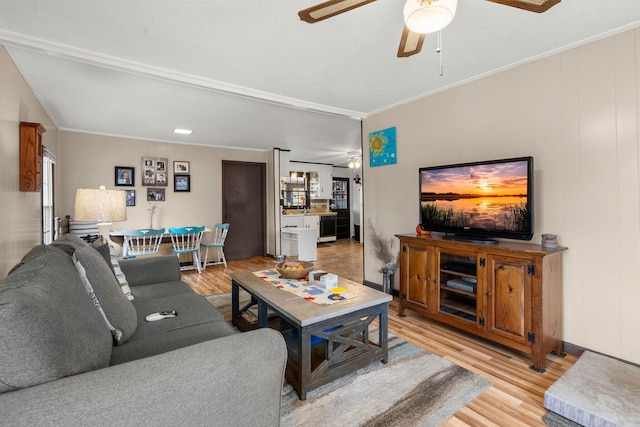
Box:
[222,161,266,260]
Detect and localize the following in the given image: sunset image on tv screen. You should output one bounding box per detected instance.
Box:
[420,160,529,232]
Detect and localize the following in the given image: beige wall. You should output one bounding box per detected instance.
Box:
[362,28,640,364]
[58,132,269,244]
[0,46,58,277]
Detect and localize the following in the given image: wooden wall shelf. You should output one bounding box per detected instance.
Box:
[19,122,46,192]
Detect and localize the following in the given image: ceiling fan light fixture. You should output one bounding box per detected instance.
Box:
[403,0,458,34]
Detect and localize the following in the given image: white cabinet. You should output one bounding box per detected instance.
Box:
[303,215,320,241]
[318,168,333,199]
[281,227,317,261]
[309,164,333,199]
[282,214,304,228]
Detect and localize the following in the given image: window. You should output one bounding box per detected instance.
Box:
[42,148,56,244]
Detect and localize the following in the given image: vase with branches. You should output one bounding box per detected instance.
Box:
[368,219,397,294]
[147,203,157,229]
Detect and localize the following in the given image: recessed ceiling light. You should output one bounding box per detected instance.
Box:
[173,128,193,135]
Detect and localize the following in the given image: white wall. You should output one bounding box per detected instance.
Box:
[362,29,640,364]
[0,46,58,277]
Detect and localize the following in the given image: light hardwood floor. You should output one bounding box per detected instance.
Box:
[181,238,576,426]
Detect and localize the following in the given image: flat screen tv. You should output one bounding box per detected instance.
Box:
[419,156,534,244]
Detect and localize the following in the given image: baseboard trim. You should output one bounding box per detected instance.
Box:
[363,280,399,297]
[562,341,639,368]
[363,279,382,291]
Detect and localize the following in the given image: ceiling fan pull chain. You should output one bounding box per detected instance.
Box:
[437,30,444,76]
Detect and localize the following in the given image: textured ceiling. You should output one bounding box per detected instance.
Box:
[1,0,639,165]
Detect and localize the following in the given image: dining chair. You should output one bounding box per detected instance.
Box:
[201,223,230,269]
[168,226,205,273]
[122,228,165,257]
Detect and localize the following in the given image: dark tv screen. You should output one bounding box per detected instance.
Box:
[420,157,534,242]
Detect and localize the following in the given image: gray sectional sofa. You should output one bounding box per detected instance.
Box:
[0,234,287,426]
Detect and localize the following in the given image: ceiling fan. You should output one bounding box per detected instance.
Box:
[299,0,560,58]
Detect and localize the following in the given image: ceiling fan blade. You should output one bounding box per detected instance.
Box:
[299,0,377,23]
[397,26,425,58]
[486,0,560,13]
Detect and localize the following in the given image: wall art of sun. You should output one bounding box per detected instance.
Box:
[368,127,397,167]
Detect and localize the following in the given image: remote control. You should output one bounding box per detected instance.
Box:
[145,311,177,321]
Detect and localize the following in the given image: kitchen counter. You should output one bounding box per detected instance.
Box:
[282,210,337,216]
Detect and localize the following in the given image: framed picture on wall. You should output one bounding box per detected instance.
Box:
[173,161,190,174]
[369,127,397,167]
[125,190,136,206]
[115,166,134,186]
[147,188,165,201]
[142,157,168,186]
[174,174,190,192]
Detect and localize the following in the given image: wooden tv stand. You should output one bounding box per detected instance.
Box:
[396,233,567,372]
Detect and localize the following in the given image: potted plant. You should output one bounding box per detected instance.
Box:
[368,220,397,294]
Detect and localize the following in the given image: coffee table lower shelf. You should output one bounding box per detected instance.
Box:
[281,320,388,400]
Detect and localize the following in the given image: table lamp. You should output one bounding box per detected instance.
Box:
[74,185,127,253]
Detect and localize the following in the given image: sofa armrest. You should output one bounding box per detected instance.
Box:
[118,255,182,286]
[0,329,287,426]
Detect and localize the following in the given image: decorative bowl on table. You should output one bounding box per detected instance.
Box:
[275,261,314,279]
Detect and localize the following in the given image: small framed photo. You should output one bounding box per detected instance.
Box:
[147,188,165,201]
[125,190,136,206]
[173,161,190,174]
[115,166,134,187]
[174,174,190,192]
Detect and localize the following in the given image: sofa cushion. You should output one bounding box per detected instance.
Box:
[0,245,112,393]
[130,280,195,302]
[7,243,73,275]
[108,293,232,364]
[73,246,138,345]
[51,233,89,250]
[131,293,226,341]
[110,321,235,365]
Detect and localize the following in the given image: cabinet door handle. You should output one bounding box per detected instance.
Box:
[486,291,492,296]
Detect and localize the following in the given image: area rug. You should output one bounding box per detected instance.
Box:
[207,292,492,427]
[542,411,582,427]
[543,350,640,427]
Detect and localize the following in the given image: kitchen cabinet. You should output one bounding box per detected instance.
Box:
[396,233,566,373]
[309,166,333,199]
[19,122,46,192]
[303,215,320,241]
[281,214,305,228]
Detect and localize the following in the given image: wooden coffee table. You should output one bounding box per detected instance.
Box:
[230,270,392,400]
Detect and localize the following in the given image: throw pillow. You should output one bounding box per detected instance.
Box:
[73,246,137,345]
[92,241,116,275]
[93,237,134,301]
[109,244,134,301]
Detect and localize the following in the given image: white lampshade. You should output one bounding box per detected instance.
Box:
[74,186,127,223]
[403,0,458,34]
[74,186,127,254]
